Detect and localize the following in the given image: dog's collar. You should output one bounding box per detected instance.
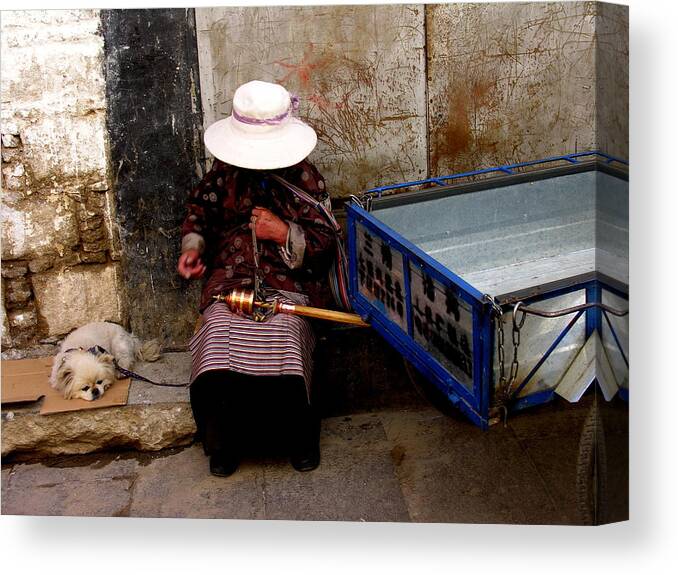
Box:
[60,345,111,370]
[62,344,162,386]
[63,345,110,357]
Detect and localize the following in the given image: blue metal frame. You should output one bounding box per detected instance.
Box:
[364,151,628,196]
[509,277,629,411]
[512,388,556,412]
[347,205,493,428]
[345,151,629,426]
[586,283,603,338]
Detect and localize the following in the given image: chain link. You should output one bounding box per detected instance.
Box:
[507,317,521,395]
[485,296,523,408]
[250,220,267,322]
[497,318,506,385]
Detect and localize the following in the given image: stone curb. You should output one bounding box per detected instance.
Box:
[2,402,196,460]
[2,352,195,461]
[2,333,424,461]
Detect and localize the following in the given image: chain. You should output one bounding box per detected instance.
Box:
[506,305,525,398]
[250,219,267,322]
[485,295,507,403]
[349,193,374,212]
[485,296,525,412]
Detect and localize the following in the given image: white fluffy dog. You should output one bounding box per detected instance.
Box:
[50,322,161,401]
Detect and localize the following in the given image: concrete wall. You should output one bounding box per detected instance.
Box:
[427,1,598,174]
[195,4,428,197]
[596,1,629,160]
[1,10,123,350]
[195,2,628,196]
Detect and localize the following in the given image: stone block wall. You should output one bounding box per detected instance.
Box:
[1,10,123,350]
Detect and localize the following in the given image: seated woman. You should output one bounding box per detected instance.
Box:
[178,80,336,477]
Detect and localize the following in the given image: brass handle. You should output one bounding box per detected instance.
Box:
[214,290,369,328]
[275,302,369,327]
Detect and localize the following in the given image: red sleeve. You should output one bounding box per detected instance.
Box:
[181,161,231,253]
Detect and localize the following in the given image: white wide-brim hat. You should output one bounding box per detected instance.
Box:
[204,80,317,170]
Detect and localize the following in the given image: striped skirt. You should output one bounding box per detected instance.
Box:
[189,292,315,400]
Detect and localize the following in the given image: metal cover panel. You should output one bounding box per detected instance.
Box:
[375,171,595,269]
[596,171,629,284]
[409,264,474,391]
[492,289,587,397]
[554,331,619,403]
[601,289,629,389]
[356,223,407,333]
[374,170,628,297]
[464,249,596,299]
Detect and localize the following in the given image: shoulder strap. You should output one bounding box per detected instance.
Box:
[267,173,342,235]
[267,173,352,311]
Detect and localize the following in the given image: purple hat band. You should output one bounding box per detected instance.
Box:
[232,94,300,126]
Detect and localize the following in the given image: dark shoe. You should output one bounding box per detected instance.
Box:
[290,445,320,472]
[209,453,239,477]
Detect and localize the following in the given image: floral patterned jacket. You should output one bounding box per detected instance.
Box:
[181,159,337,311]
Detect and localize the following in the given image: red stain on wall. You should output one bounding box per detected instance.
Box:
[275,43,332,89]
[431,77,499,172]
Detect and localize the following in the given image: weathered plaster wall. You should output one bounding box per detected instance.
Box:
[1,3,629,352]
[195,2,627,196]
[427,2,598,175]
[595,2,628,160]
[195,4,428,197]
[1,10,123,350]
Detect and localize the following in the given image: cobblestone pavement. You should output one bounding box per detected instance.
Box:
[1,400,628,524]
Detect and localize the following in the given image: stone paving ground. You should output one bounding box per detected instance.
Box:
[1,399,628,524]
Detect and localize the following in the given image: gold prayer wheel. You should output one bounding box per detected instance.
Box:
[213,289,369,328]
[219,288,255,315]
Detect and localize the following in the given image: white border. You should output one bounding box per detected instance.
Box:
[2,1,677,573]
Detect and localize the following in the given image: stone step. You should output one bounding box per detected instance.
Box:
[2,328,427,461]
[2,352,195,461]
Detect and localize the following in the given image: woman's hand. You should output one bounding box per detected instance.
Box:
[177,249,206,280]
[250,206,289,245]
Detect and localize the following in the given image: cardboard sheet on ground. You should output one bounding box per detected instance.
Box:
[1,356,130,415]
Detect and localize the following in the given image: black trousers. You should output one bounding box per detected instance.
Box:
[189,370,320,458]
